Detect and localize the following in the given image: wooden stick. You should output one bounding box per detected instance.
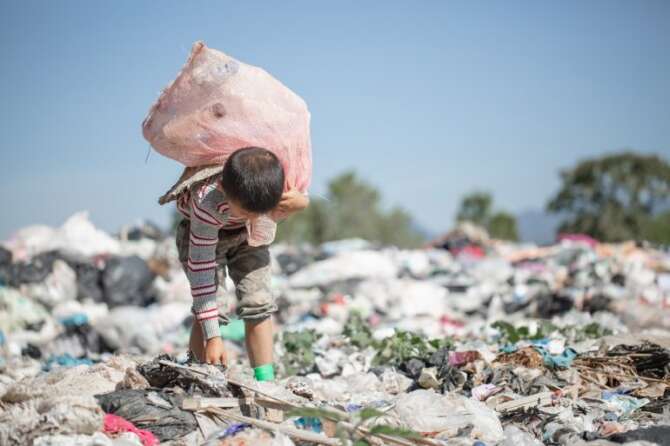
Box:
[206,407,341,446]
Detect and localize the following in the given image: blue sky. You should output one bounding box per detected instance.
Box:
[1,1,668,239]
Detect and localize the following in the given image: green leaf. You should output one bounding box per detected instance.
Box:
[358,407,384,421]
[492,320,519,343]
[368,425,422,439]
[372,330,453,366]
[343,311,375,349]
[281,330,320,376]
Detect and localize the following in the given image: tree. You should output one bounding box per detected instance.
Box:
[456,191,492,226]
[455,192,519,241]
[640,211,670,245]
[488,212,519,241]
[276,171,424,247]
[273,197,330,245]
[547,152,670,242]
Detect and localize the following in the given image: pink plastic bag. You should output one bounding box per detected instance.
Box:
[103,414,158,446]
[142,41,312,192]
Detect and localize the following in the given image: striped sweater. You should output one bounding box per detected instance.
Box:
[179,178,247,340]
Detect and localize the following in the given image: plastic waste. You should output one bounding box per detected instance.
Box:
[21,259,77,308]
[535,346,577,369]
[218,422,251,438]
[356,278,449,318]
[0,287,50,333]
[4,212,121,260]
[102,256,156,308]
[503,425,543,446]
[471,384,501,401]
[96,389,197,442]
[2,211,670,445]
[602,392,650,419]
[220,318,246,341]
[606,425,670,444]
[392,390,503,443]
[379,368,413,394]
[293,416,323,433]
[142,41,312,193]
[43,354,94,371]
[288,250,397,288]
[103,414,158,446]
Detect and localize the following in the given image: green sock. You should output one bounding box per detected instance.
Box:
[253,364,275,382]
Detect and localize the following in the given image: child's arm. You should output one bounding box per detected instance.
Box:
[270,188,310,221]
[187,191,225,342]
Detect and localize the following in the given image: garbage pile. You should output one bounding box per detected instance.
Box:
[1,213,670,445]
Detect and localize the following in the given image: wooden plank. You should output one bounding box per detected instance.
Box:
[183,397,240,411]
[495,391,554,413]
[254,395,297,412]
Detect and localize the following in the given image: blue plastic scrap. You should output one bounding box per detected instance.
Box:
[219,423,251,438]
[60,313,89,327]
[345,403,363,413]
[294,416,323,433]
[602,392,650,418]
[43,354,94,371]
[534,346,577,369]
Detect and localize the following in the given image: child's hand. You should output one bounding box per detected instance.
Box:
[271,188,309,221]
[205,337,227,365]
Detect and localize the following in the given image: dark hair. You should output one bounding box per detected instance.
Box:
[221,147,285,213]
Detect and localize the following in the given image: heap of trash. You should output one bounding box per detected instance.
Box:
[1,212,669,446]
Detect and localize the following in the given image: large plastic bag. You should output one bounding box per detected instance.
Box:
[142,41,312,193]
[391,389,503,443]
[20,259,77,309]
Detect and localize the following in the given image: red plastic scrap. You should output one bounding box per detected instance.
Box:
[103,413,158,446]
[439,315,465,328]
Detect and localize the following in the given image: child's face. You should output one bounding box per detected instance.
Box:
[228,198,260,221]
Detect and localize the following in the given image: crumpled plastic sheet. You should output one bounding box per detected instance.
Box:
[390,389,504,443]
[96,389,197,442]
[103,414,158,446]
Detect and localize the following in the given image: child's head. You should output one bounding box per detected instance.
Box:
[221,147,285,219]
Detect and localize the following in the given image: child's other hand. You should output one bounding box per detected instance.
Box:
[271,188,309,221]
[205,337,227,365]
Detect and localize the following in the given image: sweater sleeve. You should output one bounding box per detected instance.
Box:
[187,186,227,340]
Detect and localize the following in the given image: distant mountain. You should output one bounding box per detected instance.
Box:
[516,209,563,245]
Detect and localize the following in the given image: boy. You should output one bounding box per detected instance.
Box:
[173,146,308,381]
